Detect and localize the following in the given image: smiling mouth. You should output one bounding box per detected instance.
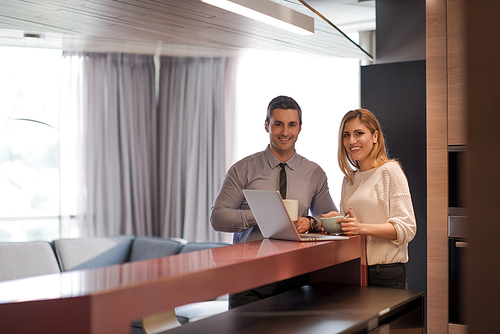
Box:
[350,147,361,152]
[279,137,291,142]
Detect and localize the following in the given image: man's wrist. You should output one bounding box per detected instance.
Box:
[307,216,318,231]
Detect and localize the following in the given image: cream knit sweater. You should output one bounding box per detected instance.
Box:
[340,161,416,265]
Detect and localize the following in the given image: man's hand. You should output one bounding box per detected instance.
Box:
[321,211,341,218]
[294,217,311,234]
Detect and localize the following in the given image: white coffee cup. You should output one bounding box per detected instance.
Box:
[282,199,299,222]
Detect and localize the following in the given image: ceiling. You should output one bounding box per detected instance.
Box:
[0,0,375,59]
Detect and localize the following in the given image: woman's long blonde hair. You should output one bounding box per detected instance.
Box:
[338,109,395,183]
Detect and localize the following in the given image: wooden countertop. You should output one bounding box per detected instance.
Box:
[0,236,365,333]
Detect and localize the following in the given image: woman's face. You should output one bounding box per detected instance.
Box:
[342,118,378,171]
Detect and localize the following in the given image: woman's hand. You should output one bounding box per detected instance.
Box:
[338,209,363,235]
[338,209,398,239]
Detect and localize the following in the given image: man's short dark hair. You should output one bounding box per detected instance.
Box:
[266,96,302,125]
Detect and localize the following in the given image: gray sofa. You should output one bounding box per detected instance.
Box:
[0,236,230,332]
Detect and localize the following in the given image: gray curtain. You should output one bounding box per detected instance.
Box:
[158,57,234,242]
[78,53,157,237]
[64,52,233,242]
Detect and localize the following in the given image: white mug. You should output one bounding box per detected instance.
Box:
[282,199,299,222]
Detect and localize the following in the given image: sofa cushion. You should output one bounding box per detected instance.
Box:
[179,242,229,254]
[129,236,186,262]
[0,241,61,282]
[53,235,134,271]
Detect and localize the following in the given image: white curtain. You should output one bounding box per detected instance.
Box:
[158,57,235,242]
[76,53,157,237]
[59,54,84,238]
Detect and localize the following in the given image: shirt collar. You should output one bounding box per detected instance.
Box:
[264,145,297,170]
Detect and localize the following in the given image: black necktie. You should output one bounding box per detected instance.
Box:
[279,163,287,199]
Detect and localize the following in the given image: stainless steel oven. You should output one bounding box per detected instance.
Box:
[448,145,467,325]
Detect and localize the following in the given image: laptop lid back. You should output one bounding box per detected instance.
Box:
[242,189,301,241]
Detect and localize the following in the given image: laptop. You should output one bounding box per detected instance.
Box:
[243,189,348,242]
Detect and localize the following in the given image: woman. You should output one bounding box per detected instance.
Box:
[325,109,416,289]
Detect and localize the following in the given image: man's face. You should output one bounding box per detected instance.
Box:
[265,108,301,161]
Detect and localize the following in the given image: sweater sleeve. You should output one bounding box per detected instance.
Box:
[385,163,417,245]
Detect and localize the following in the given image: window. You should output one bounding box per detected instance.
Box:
[0,45,360,242]
[234,49,360,206]
[0,46,79,242]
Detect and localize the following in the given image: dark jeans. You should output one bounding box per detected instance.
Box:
[229,274,309,309]
[368,263,407,289]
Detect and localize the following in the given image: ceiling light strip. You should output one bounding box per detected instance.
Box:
[201,0,314,35]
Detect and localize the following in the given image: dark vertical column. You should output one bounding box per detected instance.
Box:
[465,1,500,332]
[361,61,427,294]
[376,0,426,64]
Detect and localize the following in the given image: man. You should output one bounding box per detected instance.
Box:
[211,95,338,307]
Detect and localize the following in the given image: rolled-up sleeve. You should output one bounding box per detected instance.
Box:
[386,165,417,245]
[210,167,257,233]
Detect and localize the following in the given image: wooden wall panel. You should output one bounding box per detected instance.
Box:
[447,0,467,145]
[449,323,467,334]
[426,0,449,333]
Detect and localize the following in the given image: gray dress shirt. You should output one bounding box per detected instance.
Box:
[211,146,337,243]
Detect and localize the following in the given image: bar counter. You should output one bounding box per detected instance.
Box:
[0,236,366,333]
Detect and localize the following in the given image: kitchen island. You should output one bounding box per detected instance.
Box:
[0,236,366,333]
